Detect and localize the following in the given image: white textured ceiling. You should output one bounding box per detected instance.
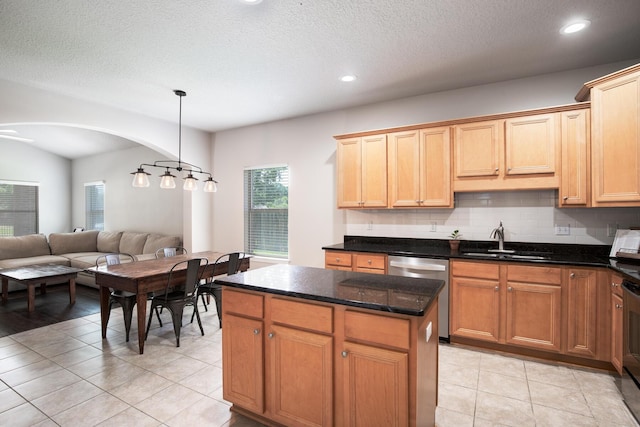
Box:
[1,0,640,158]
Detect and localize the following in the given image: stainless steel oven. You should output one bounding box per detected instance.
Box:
[622,280,640,423]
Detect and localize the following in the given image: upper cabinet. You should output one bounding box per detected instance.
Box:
[559,109,591,207]
[453,113,560,192]
[577,64,640,207]
[387,126,452,208]
[337,134,388,208]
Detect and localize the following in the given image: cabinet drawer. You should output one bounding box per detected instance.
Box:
[271,297,333,334]
[507,264,561,285]
[451,260,499,279]
[325,251,352,268]
[612,274,624,297]
[223,288,264,319]
[344,310,410,350]
[355,254,386,270]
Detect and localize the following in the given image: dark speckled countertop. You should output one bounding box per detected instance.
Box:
[322,236,640,283]
[214,264,444,316]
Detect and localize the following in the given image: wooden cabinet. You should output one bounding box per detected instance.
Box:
[267,298,333,427]
[337,134,387,208]
[451,261,562,352]
[222,290,265,413]
[611,273,624,374]
[325,250,387,275]
[388,126,452,208]
[564,267,599,358]
[505,264,562,352]
[453,113,560,192]
[340,341,408,426]
[582,64,640,206]
[223,287,439,427]
[325,251,353,271]
[450,261,500,342]
[560,108,591,206]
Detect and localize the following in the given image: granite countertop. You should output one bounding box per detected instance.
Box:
[214,264,445,316]
[322,236,640,283]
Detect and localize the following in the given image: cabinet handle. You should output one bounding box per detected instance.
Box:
[495,168,499,173]
[341,350,348,358]
[494,286,499,291]
[268,332,274,339]
[367,259,372,264]
[253,329,260,335]
[336,258,340,262]
[616,304,623,309]
[563,196,568,201]
[508,286,513,292]
[570,273,575,278]
[612,282,619,288]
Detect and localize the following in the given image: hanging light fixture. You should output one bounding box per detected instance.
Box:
[130,90,218,192]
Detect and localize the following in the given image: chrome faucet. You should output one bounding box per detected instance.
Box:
[490,221,507,252]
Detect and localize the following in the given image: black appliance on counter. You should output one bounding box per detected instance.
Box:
[621,280,640,423]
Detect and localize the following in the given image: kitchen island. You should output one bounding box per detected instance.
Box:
[215,264,444,427]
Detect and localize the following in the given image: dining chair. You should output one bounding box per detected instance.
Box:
[145,257,208,347]
[155,246,188,259]
[95,253,139,342]
[193,252,246,328]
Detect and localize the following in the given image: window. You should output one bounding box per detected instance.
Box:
[0,181,39,236]
[244,166,289,259]
[85,181,105,231]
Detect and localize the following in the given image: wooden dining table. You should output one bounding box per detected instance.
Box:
[92,250,249,354]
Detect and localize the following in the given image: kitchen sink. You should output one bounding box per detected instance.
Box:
[462,252,550,260]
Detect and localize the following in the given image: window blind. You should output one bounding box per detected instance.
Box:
[244,166,289,259]
[0,181,39,236]
[85,182,105,231]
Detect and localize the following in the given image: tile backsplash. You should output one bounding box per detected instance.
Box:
[344,190,640,245]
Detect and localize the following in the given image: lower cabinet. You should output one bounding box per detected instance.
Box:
[340,341,408,426]
[325,250,387,274]
[222,287,438,427]
[451,261,613,367]
[611,273,624,374]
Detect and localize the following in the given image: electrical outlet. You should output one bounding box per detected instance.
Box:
[367,221,373,231]
[430,221,437,232]
[608,223,619,237]
[555,225,570,235]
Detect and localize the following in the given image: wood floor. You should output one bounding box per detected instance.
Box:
[0,284,100,338]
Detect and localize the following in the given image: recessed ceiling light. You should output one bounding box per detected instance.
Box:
[560,19,591,34]
[240,0,263,4]
[340,75,357,83]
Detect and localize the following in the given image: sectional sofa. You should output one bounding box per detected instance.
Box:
[0,230,182,290]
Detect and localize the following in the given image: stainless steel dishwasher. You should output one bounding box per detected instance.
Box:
[388,256,449,340]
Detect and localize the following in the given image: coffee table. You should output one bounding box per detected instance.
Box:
[0,264,81,312]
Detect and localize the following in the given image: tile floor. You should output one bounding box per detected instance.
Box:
[0,302,638,427]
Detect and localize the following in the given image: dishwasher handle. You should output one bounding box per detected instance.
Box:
[389,261,446,272]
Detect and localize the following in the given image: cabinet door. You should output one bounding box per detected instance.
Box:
[450,276,500,342]
[453,120,502,178]
[267,325,333,427]
[591,70,640,205]
[388,130,420,207]
[419,126,452,207]
[560,109,590,206]
[612,293,624,374]
[565,268,598,358]
[337,138,362,208]
[341,341,408,427]
[505,282,561,352]
[504,113,558,176]
[222,314,264,414]
[361,134,388,208]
